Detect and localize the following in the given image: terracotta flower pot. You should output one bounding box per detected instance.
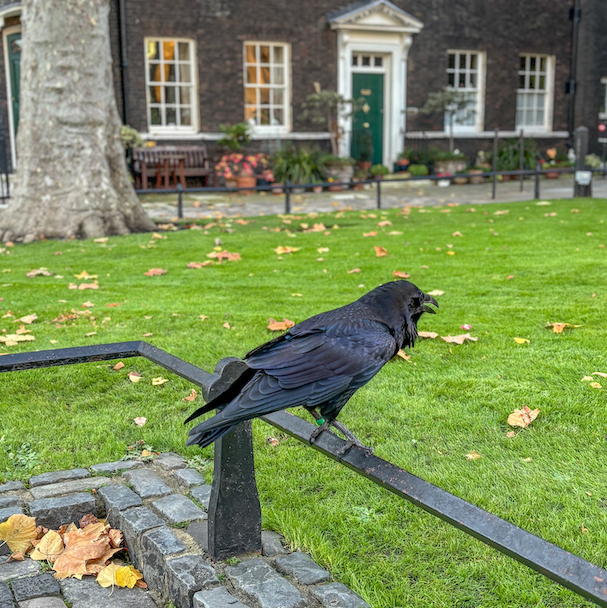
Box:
[312,185,323,193]
[453,176,468,185]
[271,183,284,195]
[469,169,484,185]
[236,175,257,195]
[544,171,560,179]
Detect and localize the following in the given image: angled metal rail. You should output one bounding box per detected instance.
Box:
[2,342,607,606]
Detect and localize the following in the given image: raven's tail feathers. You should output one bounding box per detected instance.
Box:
[186,423,238,448]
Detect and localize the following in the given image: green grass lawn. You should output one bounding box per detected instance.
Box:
[1,198,606,607]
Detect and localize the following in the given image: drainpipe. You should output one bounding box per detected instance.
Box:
[117,0,129,125]
[567,0,581,142]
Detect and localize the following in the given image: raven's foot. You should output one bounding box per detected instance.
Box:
[309,421,330,445]
[330,421,374,456]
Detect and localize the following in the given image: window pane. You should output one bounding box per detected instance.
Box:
[362,55,370,66]
[244,106,256,122]
[245,44,256,63]
[165,86,176,104]
[260,88,270,104]
[179,63,191,83]
[530,56,536,71]
[260,108,270,124]
[469,72,476,87]
[448,73,455,86]
[374,56,382,67]
[272,66,284,85]
[459,72,465,87]
[148,86,160,104]
[166,106,176,125]
[246,66,257,84]
[520,56,526,71]
[352,54,358,66]
[180,86,191,105]
[147,41,159,60]
[244,88,256,104]
[273,108,283,125]
[149,63,161,83]
[470,54,477,70]
[448,53,455,69]
[260,66,270,84]
[178,42,190,62]
[150,106,162,125]
[180,107,191,126]
[459,54,466,69]
[163,41,176,61]
[529,74,535,89]
[540,57,546,72]
[273,46,283,64]
[166,64,176,82]
[519,74,525,89]
[273,88,284,106]
[260,45,270,63]
[539,75,545,90]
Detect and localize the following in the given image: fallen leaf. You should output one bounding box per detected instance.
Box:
[507,405,540,428]
[183,389,198,402]
[108,529,123,549]
[152,232,166,240]
[466,451,482,460]
[97,562,122,588]
[7,552,24,561]
[377,220,392,227]
[418,331,439,339]
[545,322,582,333]
[141,450,153,457]
[133,417,147,427]
[79,514,99,529]
[113,362,125,370]
[142,333,153,338]
[188,261,214,268]
[363,231,377,237]
[206,250,241,262]
[452,231,464,237]
[267,318,295,331]
[374,246,388,257]
[93,237,108,243]
[199,315,209,322]
[460,324,472,330]
[0,334,35,344]
[78,283,99,290]
[590,382,602,389]
[106,303,122,308]
[592,372,607,378]
[273,246,300,255]
[0,514,37,553]
[347,268,361,274]
[446,251,455,256]
[506,431,515,438]
[84,331,97,337]
[513,337,530,344]
[267,437,280,447]
[74,271,97,280]
[236,219,249,225]
[15,326,31,335]
[115,565,143,588]
[506,275,514,280]
[392,271,410,278]
[291,293,302,297]
[128,372,141,383]
[222,322,231,329]
[441,334,478,344]
[582,376,593,381]
[396,350,411,361]
[30,530,64,562]
[26,268,53,278]
[317,247,330,254]
[427,290,444,297]
[144,268,167,276]
[81,301,94,308]
[151,377,168,386]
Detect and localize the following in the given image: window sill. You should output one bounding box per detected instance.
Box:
[406,130,568,139]
[140,131,331,141]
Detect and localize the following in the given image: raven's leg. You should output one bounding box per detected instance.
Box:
[306,407,373,455]
[307,408,330,444]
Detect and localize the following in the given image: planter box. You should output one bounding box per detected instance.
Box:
[434,159,467,175]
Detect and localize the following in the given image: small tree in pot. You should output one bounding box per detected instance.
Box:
[422,88,473,153]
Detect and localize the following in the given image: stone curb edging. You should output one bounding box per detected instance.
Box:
[0,453,370,608]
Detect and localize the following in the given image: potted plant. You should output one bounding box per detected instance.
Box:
[272,146,326,191]
[453,169,468,185]
[431,149,467,175]
[215,153,268,192]
[407,164,430,178]
[396,148,421,171]
[353,127,373,172]
[422,88,474,153]
[321,154,355,191]
[217,122,252,151]
[468,167,485,184]
[370,164,389,179]
[352,168,368,190]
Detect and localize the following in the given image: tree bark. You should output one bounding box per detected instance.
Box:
[0,0,156,243]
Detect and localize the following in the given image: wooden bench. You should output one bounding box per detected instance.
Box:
[133,145,215,189]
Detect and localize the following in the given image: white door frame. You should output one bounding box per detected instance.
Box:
[3,23,21,170]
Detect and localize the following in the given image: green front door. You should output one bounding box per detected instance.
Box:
[351,73,383,165]
[7,32,21,139]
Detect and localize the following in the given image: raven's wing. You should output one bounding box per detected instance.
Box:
[186,318,397,445]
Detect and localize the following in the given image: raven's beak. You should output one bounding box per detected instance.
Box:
[422,293,439,314]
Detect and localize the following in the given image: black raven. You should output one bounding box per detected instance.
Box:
[185,280,437,451]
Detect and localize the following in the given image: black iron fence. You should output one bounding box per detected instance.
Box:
[0,123,11,204]
[2,342,607,606]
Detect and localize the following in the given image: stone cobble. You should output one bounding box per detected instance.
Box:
[0,455,371,608]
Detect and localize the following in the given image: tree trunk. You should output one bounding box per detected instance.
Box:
[0,0,156,243]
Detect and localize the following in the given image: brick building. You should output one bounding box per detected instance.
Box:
[0,0,604,169]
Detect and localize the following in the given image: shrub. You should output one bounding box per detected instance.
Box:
[407,164,429,177]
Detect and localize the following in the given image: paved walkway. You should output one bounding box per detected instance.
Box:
[0,454,369,608]
[139,174,607,220]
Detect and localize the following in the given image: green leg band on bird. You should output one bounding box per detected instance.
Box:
[316,418,325,426]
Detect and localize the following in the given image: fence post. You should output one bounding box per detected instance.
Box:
[535,161,541,199]
[492,128,498,200]
[177,182,183,219]
[207,420,262,560]
[376,175,382,210]
[573,126,591,197]
[285,180,291,214]
[519,129,524,192]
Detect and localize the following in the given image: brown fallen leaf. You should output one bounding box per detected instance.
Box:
[452,231,464,237]
[507,405,540,428]
[79,514,99,529]
[266,437,280,447]
[0,514,37,553]
[392,271,410,278]
[26,267,54,278]
[441,334,478,344]
[267,318,295,331]
[396,350,411,361]
[17,313,38,324]
[199,315,209,322]
[81,301,94,308]
[7,552,24,561]
[183,389,198,402]
[363,231,378,237]
[222,322,231,329]
[347,268,361,274]
[545,322,582,333]
[106,303,122,308]
[143,268,167,276]
[78,283,99,290]
[506,431,515,438]
[206,250,241,262]
[418,331,439,339]
[374,246,388,257]
[113,362,125,371]
[592,372,607,378]
[187,261,214,268]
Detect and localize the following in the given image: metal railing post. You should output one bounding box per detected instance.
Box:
[492,128,498,200]
[535,161,541,199]
[519,129,524,192]
[177,182,183,219]
[376,175,382,209]
[285,179,291,214]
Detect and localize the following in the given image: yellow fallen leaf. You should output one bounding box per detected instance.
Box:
[151,377,168,386]
[128,372,141,383]
[93,237,108,243]
[74,271,97,280]
[115,565,143,588]
[30,530,64,562]
[418,331,439,339]
[0,514,37,553]
[222,322,231,329]
[513,337,530,344]
[590,382,602,389]
[17,313,38,324]
[396,350,411,361]
[97,562,122,588]
[466,451,482,460]
[506,431,515,438]
[446,251,455,256]
[141,449,153,457]
[273,246,300,255]
[0,334,35,344]
[427,290,444,297]
[183,389,198,402]
[507,405,540,428]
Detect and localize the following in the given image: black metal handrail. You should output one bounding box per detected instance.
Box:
[2,342,607,606]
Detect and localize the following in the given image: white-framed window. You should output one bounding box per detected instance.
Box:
[243,42,290,132]
[600,77,607,120]
[516,54,554,131]
[144,38,197,133]
[445,50,484,132]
